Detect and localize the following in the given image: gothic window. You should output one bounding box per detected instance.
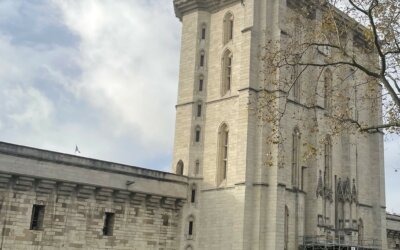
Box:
[223,12,234,44]
[195,126,201,143]
[284,206,289,250]
[176,160,184,175]
[324,135,332,189]
[199,75,204,92]
[30,204,45,230]
[222,49,233,96]
[324,69,333,112]
[200,51,205,67]
[292,127,301,188]
[217,123,229,186]
[293,59,301,102]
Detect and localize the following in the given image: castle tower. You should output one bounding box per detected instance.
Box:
[172,0,387,249]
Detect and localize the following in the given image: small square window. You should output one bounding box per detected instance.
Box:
[30,205,45,230]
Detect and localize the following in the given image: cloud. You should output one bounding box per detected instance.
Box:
[53,0,180,153]
[0,0,180,171]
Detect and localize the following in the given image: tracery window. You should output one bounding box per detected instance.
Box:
[223,12,234,44]
[217,123,229,186]
[222,49,233,96]
[292,127,301,188]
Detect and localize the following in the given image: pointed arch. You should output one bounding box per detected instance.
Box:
[217,123,229,186]
[176,160,184,175]
[223,12,234,44]
[221,49,233,96]
[292,127,301,187]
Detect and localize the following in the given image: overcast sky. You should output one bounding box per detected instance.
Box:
[0,0,399,213]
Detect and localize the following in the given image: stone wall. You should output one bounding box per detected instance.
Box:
[0,142,188,250]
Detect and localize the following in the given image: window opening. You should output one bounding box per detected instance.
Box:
[103,212,115,236]
[30,205,45,230]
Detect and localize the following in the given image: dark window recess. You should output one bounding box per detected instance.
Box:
[30,205,45,230]
[188,221,194,235]
[191,188,196,203]
[197,104,202,117]
[195,130,201,142]
[201,28,206,40]
[200,54,205,67]
[199,79,204,91]
[103,212,115,236]
[162,214,169,226]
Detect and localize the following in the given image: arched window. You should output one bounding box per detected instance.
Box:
[200,51,205,67]
[195,126,201,143]
[217,123,229,186]
[222,49,233,96]
[185,245,193,250]
[324,135,332,189]
[292,127,301,187]
[358,219,364,245]
[198,75,204,92]
[324,69,332,112]
[284,206,289,250]
[176,160,184,175]
[194,160,200,176]
[196,101,202,117]
[190,184,197,203]
[201,24,206,40]
[223,12,234,44]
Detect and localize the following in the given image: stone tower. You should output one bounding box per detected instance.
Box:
[172,0,387,249]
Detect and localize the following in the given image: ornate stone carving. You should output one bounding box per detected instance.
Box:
[316,171,324,198]
[351,179,357,203]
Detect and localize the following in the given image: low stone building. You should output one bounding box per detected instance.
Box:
[0,142,187,249]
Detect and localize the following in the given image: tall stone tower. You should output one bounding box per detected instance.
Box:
[172,0,387,249]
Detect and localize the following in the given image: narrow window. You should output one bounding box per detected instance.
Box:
[103,212,115,236]
[292,127,301,188]
[324,69,332,112]
[293,63,300,102]
[191,185,196,203]
[201,27,206,40]
[284,206,289,250]
[188,221,194,236]
[199,77,204,92]
[194,160,200,175]
[200,52,205,67]
[197,103,202,117]
[324,135,332,189]
[30,205,45,230]
[195,127,201,143]
[176,160,184,175]
[162,214,169,226]
[223,12,234,44]
[222,50,233,96]
[217,123,229,185]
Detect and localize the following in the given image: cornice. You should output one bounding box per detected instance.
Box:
[173,0,242,20]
